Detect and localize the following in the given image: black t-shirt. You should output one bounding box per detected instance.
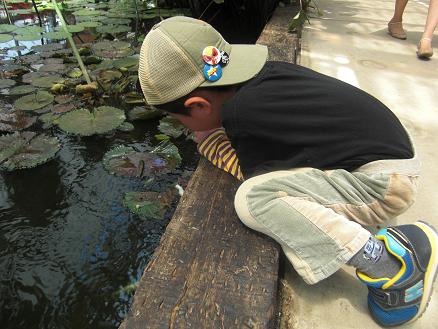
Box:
[221,61,414,178]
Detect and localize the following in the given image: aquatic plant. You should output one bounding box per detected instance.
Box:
[57,106,126,136]
[123,189,177,219]
[103,145,169,178]
[14,91,55,111]
[0,131,60,171]
[0,110,37,132]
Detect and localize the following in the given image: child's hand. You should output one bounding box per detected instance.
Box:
[193,129,218,144]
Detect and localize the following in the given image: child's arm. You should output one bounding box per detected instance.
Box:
[195,128,244,181]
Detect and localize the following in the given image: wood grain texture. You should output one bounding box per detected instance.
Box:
[120,5,299,329]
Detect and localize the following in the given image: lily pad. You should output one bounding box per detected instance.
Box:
[113,56,138,69]
[39,112,62,129]
[92,41,133,58]
[158,116,187,138]
[73,9,106,16]
[96,25,131,34]
[128,106,163,121]
[67,68,83,78]
[117,122,134,132]
[103,145,168,177]
[55,25,85,33]
[31,75,63,88]
[53,103,76,114]
[14,91,54,111]
[151,140,182,168]
[57,106,126,136]
[14,33,42,41]
[14,26,44,35]
[0,132,60,171]
[43,31,70,40]
[7,85,37,95]
[0,111,37,132]
[102,18,132,25]
[123,190,176,219]
[0,79,16,89]
[77,21,103,28]
[0,34,14,43]
[0,24,17,33]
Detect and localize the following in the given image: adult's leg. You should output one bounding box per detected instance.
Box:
[418,0,438,57]
[389,0,409,39]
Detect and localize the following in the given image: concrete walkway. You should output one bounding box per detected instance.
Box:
[281,0,438,328]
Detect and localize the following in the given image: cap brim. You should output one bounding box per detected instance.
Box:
[199,44,268,87]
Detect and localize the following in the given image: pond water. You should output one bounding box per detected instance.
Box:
[0,2,199,328]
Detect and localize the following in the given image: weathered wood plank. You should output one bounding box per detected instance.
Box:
[120,5,299,329]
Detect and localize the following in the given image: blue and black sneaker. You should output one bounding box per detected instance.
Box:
[357,221,438,327]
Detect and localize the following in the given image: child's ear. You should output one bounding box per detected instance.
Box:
[184,96,211,116]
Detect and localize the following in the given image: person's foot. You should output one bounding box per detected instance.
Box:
[357,221,438,326]
[388,21,407,39]
[417,38,433,59]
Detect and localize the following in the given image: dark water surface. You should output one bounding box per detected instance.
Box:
[0,119,199,329]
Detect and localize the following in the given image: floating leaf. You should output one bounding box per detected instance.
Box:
[113,56,138,70]
[0,111,37,132]
[155,134,171,141]
[14,26,44,35]
[55,25,85,33]
[57,106,126,136]
[103,145,168,177]
[14,91,54,111]
[0,34,14,43]
[39,112,62,129]
[43,31,70,40]
[117,122,134,132]
[39,63,67,72]
[73,9,106,16]
[77,21,103,28]
[102,18,131,25]
[55,94,73,104]
[53,103,76,114]
[14,33,42,41]
[0,24,17,33]
[151,140,182,168]
[92,41,133,58]
[123,190,176,219]
[7,85,37,95]
[128,106,163,121]
[96,24,131,34]
[67,68,83,78]
[31,75,63,88]
[0,132,60,171]
[0,79,16,89]
[158,116,186,138]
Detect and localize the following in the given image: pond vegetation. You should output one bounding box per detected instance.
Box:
[0,0,197,328]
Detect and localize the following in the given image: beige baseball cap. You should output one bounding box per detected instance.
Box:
[139,16,268,105]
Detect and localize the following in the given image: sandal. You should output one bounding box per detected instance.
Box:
[388,22,407,40]
[417,38,433,59]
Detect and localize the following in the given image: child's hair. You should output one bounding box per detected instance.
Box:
[154,85,237,116]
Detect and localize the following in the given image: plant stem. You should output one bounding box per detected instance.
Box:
[31,0,43,27]
[2,0,13,24]
[51,0,91,84]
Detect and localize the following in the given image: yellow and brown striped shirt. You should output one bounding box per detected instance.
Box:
[197,128,244,181]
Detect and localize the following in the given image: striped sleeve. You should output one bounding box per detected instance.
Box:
[197,128,244,181]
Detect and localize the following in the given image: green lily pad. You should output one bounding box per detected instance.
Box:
[14,26,44,35]
[92,40,133,58]
[14,33,42,41]
[39,112,62,129]
[103,145,168,177]
[0,111,37,132]
[31,75,63,88]
[77,21,103,28]
[102,18,132,25]
[43,31,70,40]
[0,132,60,171]
[113,56,138,69]
[55,25,85,33]
[151,140,182,168]
[7,85,37,95]
[96,24,131,35]
[127,106,163,121]
[158,116,187,138]
[117,122,134,132]
[0,34,14,43]
[39,63,67,73]
[14,91,54,111]
[53,103,76,114]
[123,190,176,219]
[0,24,17,33]
[57,106,126,136]
[73,9,106,16]
[0,79,16,89]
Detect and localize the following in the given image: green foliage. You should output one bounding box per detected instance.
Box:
[14,91,54,111]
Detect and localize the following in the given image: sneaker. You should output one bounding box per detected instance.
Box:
[357,221,438,326]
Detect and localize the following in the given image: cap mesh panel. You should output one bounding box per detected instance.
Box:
[139,30,204,105]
